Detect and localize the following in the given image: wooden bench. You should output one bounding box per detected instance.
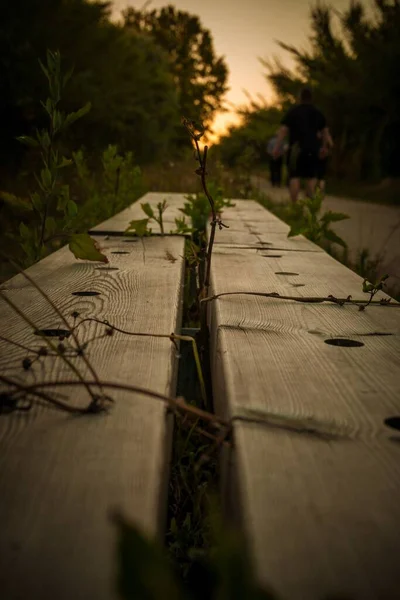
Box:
[0,195,187,599]
[209,199,400,599]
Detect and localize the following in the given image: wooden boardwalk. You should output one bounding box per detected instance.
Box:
[209,200,400,599]
[0,202,186,598]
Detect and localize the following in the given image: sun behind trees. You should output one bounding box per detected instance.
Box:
[123,4,229,144]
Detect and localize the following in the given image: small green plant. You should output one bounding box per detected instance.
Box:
[113,508,277,600]
[179,183,234,233]
[286,188,349,248]
[360,273,390,311]
[125,199,168,236]
[16,50,107,264]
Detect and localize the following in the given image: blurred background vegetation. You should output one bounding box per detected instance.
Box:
[217,0,400,203]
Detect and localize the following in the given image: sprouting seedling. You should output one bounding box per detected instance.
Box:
[125,199,168,237]
[360,274,389,311]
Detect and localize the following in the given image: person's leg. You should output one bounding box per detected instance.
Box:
[271,159,278,186]
[300,151,319,198]
[286,147,300,202]
[315,158,327,194]
[289,178,301,203]
[269,157,276,186]
[305,178,317,198]
[276,157,283,187]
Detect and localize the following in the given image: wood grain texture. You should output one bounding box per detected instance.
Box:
[0,234,185,600]
[89,192,189,234]
[210,200,323,251]
[209,205,400,599]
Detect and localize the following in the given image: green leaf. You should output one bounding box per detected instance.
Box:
[111,511,182,600]
[362,279,375,293]
[125,218,151,237]
[52,109,63,133]
[16,135,39,148]
[173,216,194,235]
[40,98,53,116]
[69,233,108,263]
[58,157,73,169]
[19,222,31,239]
[0,191,32,215]
[141,202,155,219]
[39,58,51,83]
[323,228,347,248]
[321,211,350,224]
[31,192,43,212]
[36,129,51,150]
[45,217,57,237]
[57,186,70,211]
[66,200,78,218]
[63,102,91,130]
[40,167,52,190]
[62,66,74,89]
[288,223,307,238]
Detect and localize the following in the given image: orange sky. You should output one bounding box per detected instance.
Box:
[111,0,372,139]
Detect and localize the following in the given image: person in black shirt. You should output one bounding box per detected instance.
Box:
[273,88,330,202]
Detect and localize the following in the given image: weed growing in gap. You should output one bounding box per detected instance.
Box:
[286,188,349,248]
[125,198,169,236]
[113,506,277,599]
[178,183,234,233]
[15,50,107,264]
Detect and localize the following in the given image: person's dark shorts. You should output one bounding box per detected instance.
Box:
[287,147,319,179]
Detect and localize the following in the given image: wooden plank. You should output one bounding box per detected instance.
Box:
[0,233,185,599]
[89,192,189,234]
[209,205,400,599]
[211,200,323,251]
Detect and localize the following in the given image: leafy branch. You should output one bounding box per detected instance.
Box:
[16,50,107,265]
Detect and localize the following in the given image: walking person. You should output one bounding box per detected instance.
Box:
[273,87,330,203]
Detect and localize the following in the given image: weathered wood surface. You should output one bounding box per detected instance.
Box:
[209,200,400,599]
[89,191,189,235]
[212,200,323,251]
[0,233,185,599]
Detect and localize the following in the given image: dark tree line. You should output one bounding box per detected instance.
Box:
[0,1,228,170]
[218,0,400,184]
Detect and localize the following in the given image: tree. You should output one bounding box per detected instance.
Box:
[123,4,229,135]
[0,0,180,167]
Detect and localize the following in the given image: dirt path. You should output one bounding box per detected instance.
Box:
[251,175,400,295]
